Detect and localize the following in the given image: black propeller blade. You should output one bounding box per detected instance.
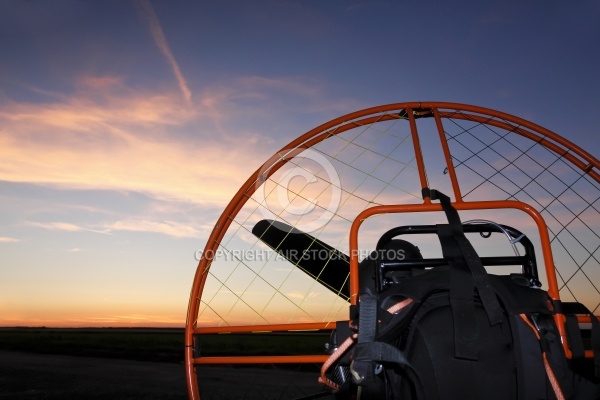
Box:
[251,219,350,301]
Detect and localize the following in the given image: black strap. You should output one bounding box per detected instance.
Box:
[430,189,503,327]
[353,291,424,399]
[352,341,425,399]
[358,290,378,344]
[428,189,503,361]
[438,224,480,360]
[565,314,586,359]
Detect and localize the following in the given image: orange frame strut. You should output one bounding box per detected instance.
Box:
[348,199,569,356]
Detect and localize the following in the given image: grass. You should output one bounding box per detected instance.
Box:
[0,327,185,363]
[0,327,330,363]
[194,331,329,357]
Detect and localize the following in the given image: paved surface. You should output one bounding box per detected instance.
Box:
[0,351,334,400]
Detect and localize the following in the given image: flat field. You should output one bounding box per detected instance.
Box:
[0,328,333,399]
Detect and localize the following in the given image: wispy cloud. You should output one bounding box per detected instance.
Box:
[22,218,203,239]
[0,82,259,208]
[0,73,353,217]
[135,0,192,104]
[0,237,19,243]
[106,219,201,238]
[25,221,86,231]
[24,221,110,235]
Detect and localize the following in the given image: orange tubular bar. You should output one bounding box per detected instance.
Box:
[194,322,334,334]
[433,108,462,202]
[347,199,571,353]
[193,355,329,365]
[406,108,430,195]
[348,199,558,302]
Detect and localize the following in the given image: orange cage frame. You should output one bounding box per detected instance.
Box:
[184,102,600,399]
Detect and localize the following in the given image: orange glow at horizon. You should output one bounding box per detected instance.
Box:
[0,309,186,328]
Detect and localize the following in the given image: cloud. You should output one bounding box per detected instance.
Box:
[106,219,201,238]
[233,75,362,115]
[0,82,260,208]
[24,221,110,235]
[135,0,192,104]
[22,218,205,239]
[0,73,358,218]
[0,237,19,243]
[25,221,86,232]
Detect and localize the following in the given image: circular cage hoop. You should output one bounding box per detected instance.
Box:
[184,102,599,399]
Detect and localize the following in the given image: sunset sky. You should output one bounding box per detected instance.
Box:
[1,1,598,327]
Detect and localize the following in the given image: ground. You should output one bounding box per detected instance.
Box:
[0,350,333,400]
[0,350,187,399]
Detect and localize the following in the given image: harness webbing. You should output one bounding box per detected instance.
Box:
[519,314,566,400]
[318,298,414,391]
[319,333,357,391]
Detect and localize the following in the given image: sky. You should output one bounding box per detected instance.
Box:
[0,0,599,328]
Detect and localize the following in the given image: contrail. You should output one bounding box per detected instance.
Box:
[136,0,192,104]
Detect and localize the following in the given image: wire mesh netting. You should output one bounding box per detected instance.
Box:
[441,109,600,311]
[198,115,423,327]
